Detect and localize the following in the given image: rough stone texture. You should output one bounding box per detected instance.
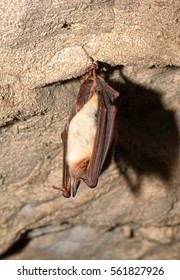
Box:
[0,0,179,89]
[0,0,179,259]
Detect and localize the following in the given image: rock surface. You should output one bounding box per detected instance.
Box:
[0,0,179,259]
[0,0,179,89]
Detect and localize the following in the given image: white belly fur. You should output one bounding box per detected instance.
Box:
[67,94,98,169]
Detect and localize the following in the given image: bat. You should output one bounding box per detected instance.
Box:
[54,63,120,198]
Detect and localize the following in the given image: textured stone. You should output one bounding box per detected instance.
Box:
[0,0,179,260]
[0,0,179,88]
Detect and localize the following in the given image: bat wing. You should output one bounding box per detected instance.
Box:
[85,77,120,188]
[61,124,71,197]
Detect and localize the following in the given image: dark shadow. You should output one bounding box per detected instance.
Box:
[98,62,179,193]
[0,232,30,260]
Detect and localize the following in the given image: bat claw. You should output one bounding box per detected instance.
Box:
[52,185,61,190]
[52,185,71,198]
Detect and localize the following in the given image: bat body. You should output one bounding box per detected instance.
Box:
[67,94,98,175]
[59,64,120,197]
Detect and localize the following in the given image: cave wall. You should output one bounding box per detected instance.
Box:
[0,0,179,259]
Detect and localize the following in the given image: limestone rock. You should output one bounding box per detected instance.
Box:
[0,0,179,259]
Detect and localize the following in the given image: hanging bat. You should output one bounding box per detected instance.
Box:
[54,63,120,198]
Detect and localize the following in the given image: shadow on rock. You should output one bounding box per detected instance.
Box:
[100,64,179,193]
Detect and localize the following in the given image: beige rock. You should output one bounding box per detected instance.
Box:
[0,0,179,260]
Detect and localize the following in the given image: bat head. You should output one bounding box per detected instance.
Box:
[71,157,90,180]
